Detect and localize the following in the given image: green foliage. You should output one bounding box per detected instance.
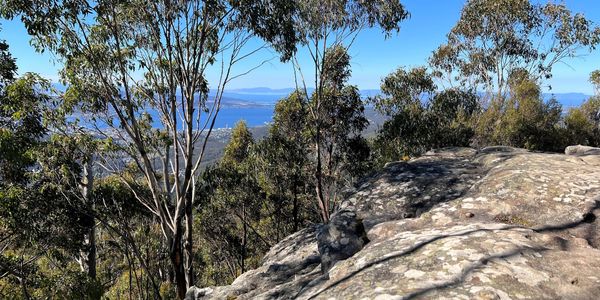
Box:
[104,268,157,300]
[290,0,408,223]
[0,41,105,299]
[0,1,325,296]
[0,73,50,182]
[258,92,315,233]
[222,121,255,167]
[474,70,564,151]
[372,64,582,157]
[194,82,369,282]
[305,46,373,221]
[591,70,600,95]
[373,67,436,116]
[564,96,600,147]
[0,56,88,252]
[0,254,104,299]
[0,1,410,294]
[194,101,320,286]
[0,38,16,86]
[195,121,269,284]
[431,0,600,96]
[429,89,478,146]
[371,67,478,161]
[93,176,149,220]
[294,0,409,44]
[312,83,371,175]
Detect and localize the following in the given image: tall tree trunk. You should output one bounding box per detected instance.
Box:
[159,232,175,284]
[183,112,195,291]
[314,126,329,223]
[292,180,299,232]
[241,203,247,273]
[184,193,194,290]
[87,223,97,279]
[170,221,186,299]
[80,159,97,279]
[19,276,30,300]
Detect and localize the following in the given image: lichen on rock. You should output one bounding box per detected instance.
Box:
[188,146,600,299]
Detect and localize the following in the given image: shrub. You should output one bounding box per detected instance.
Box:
[564,96,600,146]
[474,69,564,152]
[371,67,479,162]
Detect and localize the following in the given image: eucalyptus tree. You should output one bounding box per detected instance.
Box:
[0,46,47,297]
[198,121,267,277]
[565,70,600,146]
[430,0,600,102]
[0,41,102,297]
[1,0,298,297]
[592,70,600,95]
[258,92,312,234]
[371,66,436,116]
[291,0,409,223]
[309,46,369,215]
[370,66,478,160]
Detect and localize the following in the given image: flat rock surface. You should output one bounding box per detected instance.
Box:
[190,147,600,300]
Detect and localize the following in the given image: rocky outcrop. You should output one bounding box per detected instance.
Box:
[565,145,600,156]
[186,226,322,300]
[316,209,369,273]
[189,146,600,299]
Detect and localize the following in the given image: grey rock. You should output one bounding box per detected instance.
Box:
[184,287,213,300]
[565,144,600,156]
[190,226,322,299]
[316,209,369,273]
[187,147,600,300]
[350,146,481,230]
[303,222,600,300]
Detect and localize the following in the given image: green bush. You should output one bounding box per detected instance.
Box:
[371,67,478,162]
[474,69,564,152]
[564,97,600,146]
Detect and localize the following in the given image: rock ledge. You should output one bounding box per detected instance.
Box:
[188,147,600,299]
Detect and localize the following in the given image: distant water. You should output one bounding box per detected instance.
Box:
[79,106,275,131]
[79,90,591,131]
[212,107,274,128]
[145,106,275,129]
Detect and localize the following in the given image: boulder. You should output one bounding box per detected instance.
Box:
[565,144,600,156]
[316,208,369,273]
[184,287,213,300]
[347,147,482,230]
[189,226,323,299]
[189,147,600,299]
[300,221,600,300]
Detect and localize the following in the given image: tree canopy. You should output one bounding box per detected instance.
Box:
[3,1,600,298]
[431,0,600,99]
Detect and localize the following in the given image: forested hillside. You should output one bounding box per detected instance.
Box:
[0,0,599,299]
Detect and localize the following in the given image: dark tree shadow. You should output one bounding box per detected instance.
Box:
[301,206,599,300]
[400,246,548,300]
[356,156,483,228]
[353,147,528,230]
[301,225,519,299]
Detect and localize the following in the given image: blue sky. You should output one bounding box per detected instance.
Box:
[1,0,599,94]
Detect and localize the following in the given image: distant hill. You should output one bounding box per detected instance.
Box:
[222,87,381,104]
[227,87,381,97]
[52,83,270,108]
[223,88,592,108]
[227,87,297,95]
[52,83,593,109]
